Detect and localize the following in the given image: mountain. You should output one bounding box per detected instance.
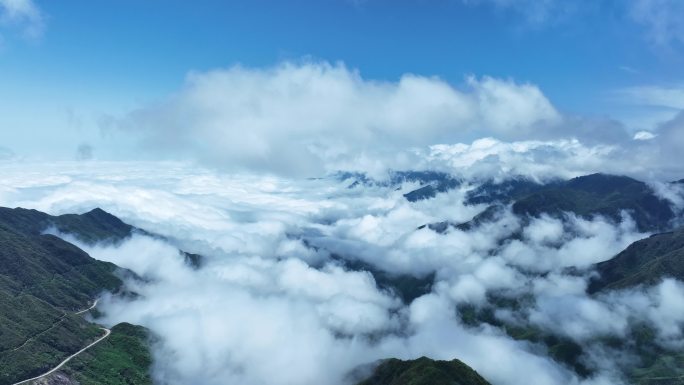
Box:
[390,171,459,186]
[355,356,491,385]
[0,298,103,384]
[418,205,506,234]
[48,322,153,385]
[512,174,674,232]
[464,178,547,205]
[420,174,678,235]
[0,206,151,385]
[0,207,134,245]
[588,227,684,293]
[0,209,125,311]
[328,254,434,304]
[402,174,461,202]
[0,206,203,269]
[338,170,462,201]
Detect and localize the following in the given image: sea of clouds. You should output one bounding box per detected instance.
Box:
[1,153,683,385]
[0,57,683,385]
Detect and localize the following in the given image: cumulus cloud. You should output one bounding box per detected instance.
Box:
[0,0,44,39]
[109,61,564,177]
[91,60,684,181]
[418,116,684,182]
[79,58,684,182]
[424,138,618,182]
[633,130,656,140]
[73,235,402,385]
[527,278,684,348]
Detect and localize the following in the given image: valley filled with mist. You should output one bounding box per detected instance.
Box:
[1,159,683,385]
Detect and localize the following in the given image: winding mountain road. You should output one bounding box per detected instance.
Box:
[10,300,109,385]
[75,299,99,315]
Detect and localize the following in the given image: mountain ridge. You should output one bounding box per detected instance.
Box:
[0,206,151,385]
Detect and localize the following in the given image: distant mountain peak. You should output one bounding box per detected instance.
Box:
[355,356,491,385]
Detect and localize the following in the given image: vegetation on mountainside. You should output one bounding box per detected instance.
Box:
[418,174,677,235]
[375,171,461,202]
[589,226,684,293]
[457,296,592,378]
[58,323,153,385]
[331,255,434,304]
[0,207,146,385]
[1,171,680,385]
[404,172,675,233]
[585,226,684,382]
[342,170,460,197]
[0,308,102,385]
[0,225,122,311]
[630,352,684,385]
[464,178,547,205]
[456,289,684,384]
[0,207,134,245]
[403,179,460,202]
[457,303,684,383]
[356,356,491,385]
[511,174,674,232]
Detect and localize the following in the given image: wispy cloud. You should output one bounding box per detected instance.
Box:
[0,0,44,39]
[618,65,640,74]
[613,85,684,110]
[460,0,585,26]
[629,0,684,48]
[462,0,684,50]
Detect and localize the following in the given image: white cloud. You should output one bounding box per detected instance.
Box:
[425,137,619,182]
[0,0,44,39]
[467,76,560,135]
[460,0,584,26]
[0,160,681,385]
[111,61,561,176]
[79,60,684,181]
[527,279,684,349]
[462,0,684,48]
[629,0,684,48]
[633,130,656,140]
[530,295,630,341]
[614,85,684,110]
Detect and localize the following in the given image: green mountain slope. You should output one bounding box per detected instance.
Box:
[330,255,434,304]
[403,180,460,202]
[0,223,122,312]
[0,207,133,245]
[356,356,491,385]
[420,174,677,235]
[400,173,461,202]
[588,227,684,293]
[0,309,102,385]
[55,323,153,385]
[0,206,149,385]
[512,174,674,232]
[587,230,684,383]
[465,178,547,205]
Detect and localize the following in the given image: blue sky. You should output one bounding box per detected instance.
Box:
[0,0,683,163]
